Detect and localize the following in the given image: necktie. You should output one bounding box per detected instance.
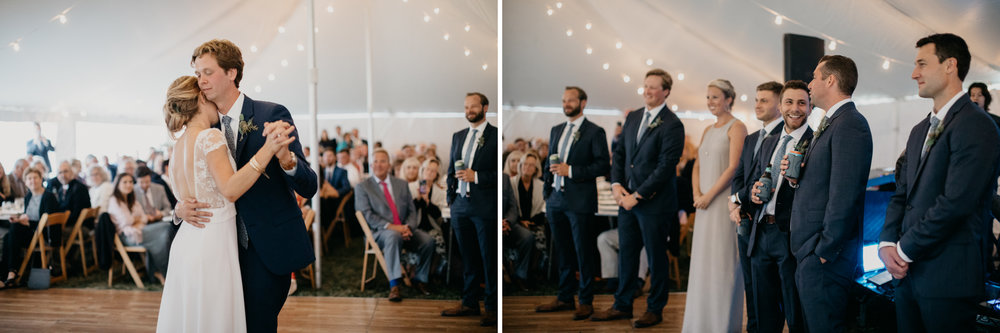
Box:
[326,168,334,183]
[555,123,574,191]
[221,115,237,159]
[381,181,401,225]
[771,135,793,183]
[752,129,766,159]
[145,191,154,211]
[921,116,940,160]
[636,111,653,142]
[460,129,478,197]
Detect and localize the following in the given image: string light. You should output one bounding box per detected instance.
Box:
[678,73,685,80]
[433,8,440,14]
[327,5,334,13]
[423,14,431,23]
[464,48,471,56]
[464,24,471,32]
[828,40,837,51]
[250,44,258,53]
[56,14,67,24]
[482,64,488,71]
[566,29,573,37]
[297,43,304,51]
[556,2,563,9]
[585,22,592,30]
[268,74,276,81]
[254,85,262,93]
[623,74,631,83]
[278,26,286,33]
[774,15,783,25]
[615,41,622,49]
[672,104,679,111]
[443,33,450,41]
[585,47,592,55]
[546,8,554,16]
[646,58,653,66]
[9,39,21,52]
[882,59,891,70]
[637,87,645,95]
[281,59,288,67]
[740,94,748,102]
[602,63,610,70]
[315,27,319,33]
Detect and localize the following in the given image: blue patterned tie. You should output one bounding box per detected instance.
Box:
[555,123,574,191]
[921,116,940,160]
[752,129,766,159]
[771,135,793,182]
[460,129,478,197]
[221,115,237,159]
[636,111,652,142]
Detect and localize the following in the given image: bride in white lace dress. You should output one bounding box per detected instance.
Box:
[156,76,294,332]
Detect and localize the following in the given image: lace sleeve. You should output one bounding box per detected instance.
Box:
[196,129,230,156]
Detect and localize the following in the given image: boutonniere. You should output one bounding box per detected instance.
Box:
[648,117,663,129]
[476,135,486,149]
[238,114,259,137]
[572,130,581,143]
[812,118,831,142]
[924,120,945,151]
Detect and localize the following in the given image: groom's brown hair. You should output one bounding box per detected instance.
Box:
[191,39,245,88]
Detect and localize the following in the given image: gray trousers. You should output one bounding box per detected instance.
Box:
[597,228,647,279]
[123,222,173,277]
[374,227,436,283]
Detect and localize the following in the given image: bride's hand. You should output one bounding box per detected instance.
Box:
[262,123,296,156]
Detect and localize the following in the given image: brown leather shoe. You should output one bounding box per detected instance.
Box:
[388,286,402,302]
[573,304,593,320]
[415,282,431,296]
[480,311,496,326]
[633,311,662,328]
[441,304,481,317]
[590,307,632,321]
[534,299,575,313]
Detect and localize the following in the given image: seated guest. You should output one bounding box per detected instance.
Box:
[337,147,363,188]
[1,167,58,288]
[29,158,48,180]
[597,228,648,293]
[355,148,435,301]
[504,150,524,179]
[319,148,352,226]
[106,173,172,284]
[400,157,421,183]
[134,166,172,222]
[507,152,545,287]
[319,129,338,152]
[7,159,28,200]
[87,165,114,212]
[46,160,91,239]
[409,158,449,273]
[0,162,14,202]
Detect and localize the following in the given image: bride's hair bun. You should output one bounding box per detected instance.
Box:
[164,76,200,137]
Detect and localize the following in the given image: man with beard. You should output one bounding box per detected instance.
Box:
[534,86,610,320]
[747,80,811,333]
[592,69,684,328]
[729,81,784,333]
[441,92,498,326]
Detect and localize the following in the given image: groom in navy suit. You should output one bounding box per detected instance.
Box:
[177,39,318,332]
[879,33,1000,332]
[441,92,498,326]
[782,55,872,333]
[592,69,684,328]
[534,86,610,320]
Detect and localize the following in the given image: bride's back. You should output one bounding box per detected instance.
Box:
[171,127,234,209]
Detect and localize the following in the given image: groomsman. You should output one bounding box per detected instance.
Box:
[748,80,812,333]
[592,69,684,328]
[782,55,872,333]
[534,86,610,320]
[878,33,1000,332]
[441,92,498,326]
[730,81,784,333]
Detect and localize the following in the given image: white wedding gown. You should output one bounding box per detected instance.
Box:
[157,129,246,332]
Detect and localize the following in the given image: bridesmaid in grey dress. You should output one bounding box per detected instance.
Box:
[683,79,748,333]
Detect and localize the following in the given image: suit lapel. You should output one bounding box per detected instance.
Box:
[910,99,966,195]
[803,103,852,165]
[565,120,589,161]
[552,123,566,158]
[635,113,662,151]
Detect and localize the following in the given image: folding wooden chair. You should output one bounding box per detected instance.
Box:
[62,207,99,277]
[323,191,353,252]
[299,208,317,289]
[355,211,409,291]
[16,211,70,285]
[108,234,147,288]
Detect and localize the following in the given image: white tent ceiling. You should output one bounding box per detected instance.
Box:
[0,0,498,121]
[503,0,1000,114]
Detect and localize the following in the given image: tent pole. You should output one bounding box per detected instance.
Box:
[365,5,374,160]
[306,0,322,287]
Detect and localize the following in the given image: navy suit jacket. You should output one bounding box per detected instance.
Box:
[879,95,1000,298]
[747,127,813,256]
[447,123,498,218]
[611,106,685,214]
[46,177,91,226]
[543,118,610,213]
[321,166,352,198]
[228,95,318,275]
[732,121,784,215]
[790,102,872,272]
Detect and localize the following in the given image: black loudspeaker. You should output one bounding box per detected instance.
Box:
[783,34,825,82]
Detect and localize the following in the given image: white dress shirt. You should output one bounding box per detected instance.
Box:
[824,98,853,120]
[611,103,667,190]
[763,124,809,215]
[733,119,783,204]
[459,121,488,190]
[552,116,585,188]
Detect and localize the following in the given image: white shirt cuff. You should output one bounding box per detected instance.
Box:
[878,241,913,263]
[473,172,478,184]
[281,155,297,176]
[567,166,573,179]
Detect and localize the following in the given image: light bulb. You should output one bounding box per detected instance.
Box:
[637,87,644,95]
[585,22,592,30]
[443,33,450,41]
[464,24,471,32]
[602,63,610,70]
[774,15,783,25]
[566,29,573,37]
[585,47,592,55]
[615,41,622,49]
[327,5,334,13]
[646,58,653,66]
[828,40,837,51]
[882,59,891,70]
[464,48,471,56]
[623,75,631,83]
[250,45,258,53]
[678,73,685,81]
[278,26,286,33]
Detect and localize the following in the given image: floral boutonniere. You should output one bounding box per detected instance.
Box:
[811,118,831,143]
[476,134,486,149]
[924,120,945,152]
[648,116,663,129]
[572,130,581,144]
[238,114,259,137]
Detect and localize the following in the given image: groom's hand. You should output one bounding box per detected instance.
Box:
[176,198,213,228]
[263,121,297,170]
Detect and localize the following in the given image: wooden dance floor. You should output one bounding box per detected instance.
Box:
[0,288,494,332]
[504,293,764,332]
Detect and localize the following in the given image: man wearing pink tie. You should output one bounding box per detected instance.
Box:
[355,148,436,301]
